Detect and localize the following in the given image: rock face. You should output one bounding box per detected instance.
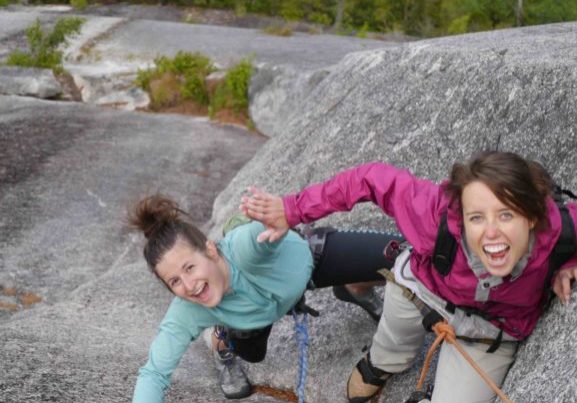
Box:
[249,64,332,137]
[0,66,62,98]
[208,22,577,402]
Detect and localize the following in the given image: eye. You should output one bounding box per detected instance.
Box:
[500,211,514,221]
[184,264,194,273]
[170,278,181,288]
[468,214,483,223]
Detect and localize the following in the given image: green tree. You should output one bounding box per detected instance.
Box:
[525,0,577,25]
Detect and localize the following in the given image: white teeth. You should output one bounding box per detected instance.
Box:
[483,244,508,253]
[192,283,205,296]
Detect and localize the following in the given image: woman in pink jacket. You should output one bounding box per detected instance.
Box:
[241,151,577,403]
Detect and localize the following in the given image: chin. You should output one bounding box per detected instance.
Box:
[204,295,223,308]
[485,264,514,277]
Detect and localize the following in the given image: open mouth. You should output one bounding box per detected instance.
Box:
[191,282,209,301]
[483,243,510,264]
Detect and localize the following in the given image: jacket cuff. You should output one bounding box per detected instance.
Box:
[282,194,301,227]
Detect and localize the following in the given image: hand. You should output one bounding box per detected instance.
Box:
[552,266,577,305]
[240,186,289,242]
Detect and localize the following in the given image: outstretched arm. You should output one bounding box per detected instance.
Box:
[552,266,577,305]
[240,186,289,242]
[241,163,443,251]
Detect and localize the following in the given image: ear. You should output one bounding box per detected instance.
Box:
[529,219,536,230]
[205,240,219,259]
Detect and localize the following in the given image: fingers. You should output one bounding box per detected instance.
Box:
[256,229,274,243]
[560,274,571,305]
[553,268,576,306]
[240,186,285,224]
[256,228,288,243]
[240,189,268,216]
[240,200,273,223]
[269,228,288,243]
[552,277,563,304]
[245,186,273,203]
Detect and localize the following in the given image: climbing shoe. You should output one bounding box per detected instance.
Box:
[404,385,433,403]
[347,352,392,403]
[213,345,252,399]
[333,285,383,323]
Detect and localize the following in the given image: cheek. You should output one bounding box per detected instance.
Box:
[463,224,481,247]
[512,228,531,251]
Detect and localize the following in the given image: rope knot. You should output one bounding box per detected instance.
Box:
[432,321,456,342]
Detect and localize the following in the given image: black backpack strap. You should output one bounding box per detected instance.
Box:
[432,211,458,276]
[553,185,577,203]
[544,204,577,303]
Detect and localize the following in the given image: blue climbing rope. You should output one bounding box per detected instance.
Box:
[292,309,309,403]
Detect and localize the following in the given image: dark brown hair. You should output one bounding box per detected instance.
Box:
[445,151,553,231]
[127,194,208,275]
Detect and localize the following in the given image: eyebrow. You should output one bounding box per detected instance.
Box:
[181,261,193,271]
[463,210,481,216]
[464,208,511,216]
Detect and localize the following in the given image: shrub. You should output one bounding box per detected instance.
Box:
[235,0,247,17]
[210,58,252,117]
[149,73,182,109]
[6,17,85,72]
[135,51,215,108]
[356,22,369,38]
[447,14,470,35]
[136,52,252,126]
[70,0,88,11]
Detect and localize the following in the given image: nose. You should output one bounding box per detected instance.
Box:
[484,219,500,239]
[182,275,196,293]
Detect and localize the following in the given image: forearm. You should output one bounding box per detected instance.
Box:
[282,162,394,227]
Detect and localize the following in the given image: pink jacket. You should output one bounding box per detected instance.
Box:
[283,162,577,339]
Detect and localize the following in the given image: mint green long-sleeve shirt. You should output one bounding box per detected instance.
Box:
[132,221,313,403]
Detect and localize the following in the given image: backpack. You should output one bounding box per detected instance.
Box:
[432,186,577,302]
[222,213,252,236]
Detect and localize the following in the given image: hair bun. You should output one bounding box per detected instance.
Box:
[128,194,180,239]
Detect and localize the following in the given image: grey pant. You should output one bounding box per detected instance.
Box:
[370,282,517,403]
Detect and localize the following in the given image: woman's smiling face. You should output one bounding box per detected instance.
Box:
[462,181,534,277]
[155,238,229,308]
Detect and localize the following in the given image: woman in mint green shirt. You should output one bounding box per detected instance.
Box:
[129,194,398,402]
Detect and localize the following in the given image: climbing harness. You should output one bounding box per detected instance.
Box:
[378,268,514,403]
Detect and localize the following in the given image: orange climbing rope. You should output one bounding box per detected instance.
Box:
[416,321,513,403]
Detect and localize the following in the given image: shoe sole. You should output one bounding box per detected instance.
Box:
[222,384,252,400]
[333,286,382,323]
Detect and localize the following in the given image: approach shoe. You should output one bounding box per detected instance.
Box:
[333,285,383,322]
[347,352,392,403]
[404,385,433,403]
[213,348,252,399]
